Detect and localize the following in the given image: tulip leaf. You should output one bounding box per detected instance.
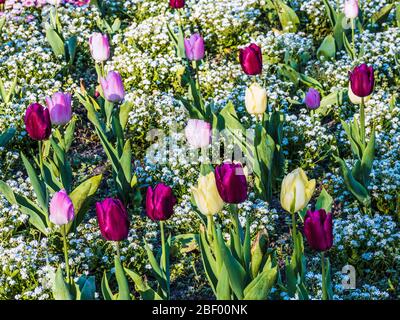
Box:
[101,271,114,300]
[243,219,251,274]
[53,267,72,300]
[119,101,133,130]
[316,90,345,117]
[124,268,163,300]
[333,13,346,50]
[216,263,231,300]
[371,4,394,25]
[76,275,96,300]
[317,35,336,60]
[198,228,218,295]
[42,161,63,193]
[144,240,168,296]
[46,28,65,57]
[0,128,16,147]
[64,116,76,152]
[21,153,48,213]
[322,0,337,28]
[360,129,375,187]
[315,188,333,213]
[114,256,131,300]
[67,174,102,234]
[274,0,300,33]
[243,260,277,300]
[250,231,267,279]
[343,32,355,60]
[66,36,77,64]
[50,137,73,192]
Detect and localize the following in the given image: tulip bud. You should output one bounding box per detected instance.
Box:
[146,183,177,221]
[169,0,184,9]
[89,32,110,62]
[184,119,211,149]
[304,209,333,252]
[184,33,205,61]
[45,92,72,126]
[239,43,262,75]
[344,0,359,19]
[304,88,321,110]
[245,83,267,115]
[24,103,52,141]
[215,162,247,204]
[49,189,75,226]
[347,84,371,104]
[349,63,374,98]
[192,172,224,216]
[96,198,130,241]
[100,71,125,103]
[280,168,316,213]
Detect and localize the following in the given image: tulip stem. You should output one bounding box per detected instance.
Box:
[206,215,214,243]
[38,141,43,169]
[230,204,243,259]
[62,226,71,285]
[115,241,121,261]
[321,252,327,300]
[351,18,356,59]
[360,96,365,147]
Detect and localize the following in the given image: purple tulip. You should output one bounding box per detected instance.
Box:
[184,33,205,61]
[24,103,52,141]
[45,92,72,126]
[184,119,211,149]
[100,71,125,103]
[215,162,248,204]
[304,88,321,110]
[169,0,184,9]
[146,183,176,221]
[89,32,110,62]
[96,198,130,241]
[304,209,333,252]
[349,64,374,98]
[239,43,262,76]
[49,189,75,226]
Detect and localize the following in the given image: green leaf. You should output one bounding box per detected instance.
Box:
[317,35,336,60]
[114,256,131,300]
[360,129,375,187]
[119,101,133,130]
[316,90,345,117]
[333,13,346,50]
[343,32,355,60]
[216,263,231,300]
[371,4,394,25]
[243,263,277,300]
[198,228,218,294]
[315,188,333,213]
[76,275,96,300]
[64,117,76,153]
[101,271,114,300]
[53,267,72,300]
[250,231,268,279]
[67,174,102,233]
[46,28,65,57]
[274,0,300,33]
[21,153,48,213]
[144,241,168,294]
[243,219,251,273]
[322,0,337,28]
[66,36,77,64]
[124,268,163,300]
[0,128,16,147]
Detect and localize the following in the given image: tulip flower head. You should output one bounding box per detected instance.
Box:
[344,0,359,19]
[245,83,267,115]
[89,32,110,62]
[348,84,371,104]
[215,162,247,204]
[45,92,72,126]
[184,119,211,149]
[192,172,224,216]
[169,0,184,9]
[24,103,52,141]
[304,88,321,110]
[100,71,125,103]
[239,43,262,75]
[146,183,177,221]
[304,209,333,252]
[184,33,205,61]
[96,198,130,241]
[49,189,75,226]
[280,168,316,213]
[349,64,374,98]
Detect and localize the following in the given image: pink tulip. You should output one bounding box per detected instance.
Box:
[46,92,72,126]
[89,32,110,62]
[344,0,359,19]
[100,71,125,103]
[184,33,205,61]
[184,119,211,148]
[49,189,75,226]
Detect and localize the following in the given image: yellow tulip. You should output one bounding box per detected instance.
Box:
[280,168,316,213]
[192,172,224,216]
[245,82,267,115]
[348,84,371,105]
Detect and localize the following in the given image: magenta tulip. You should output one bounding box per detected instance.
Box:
[100,71,125,103]
[239,43,262,75]
[49,189,75,226]
[169,0,184,9]
[45,92,72,126]
[89,32,110,62]
[96,198,129,241]
[146,183,176,221]
[24,103,52,141]
[304,209,333,252]
[304,88,321,110]
[215,162,248,204]
[184,33,205,61]
[349,64,374,98]
[184,119,211,149]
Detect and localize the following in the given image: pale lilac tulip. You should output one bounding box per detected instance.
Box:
[304,88,321,110]
[49,189,75,226]
[184,33,205,61]
[45,92,72,125]
[185,119,211,148]
[100,71,125,102]
[89,32,110,62]
[344,0,359,19]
